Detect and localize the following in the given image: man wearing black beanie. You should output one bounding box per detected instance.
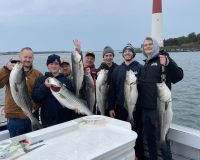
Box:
[108,43,145,160]
[122,43,136,58]
[46,54,61,66]
[32,54,76,128]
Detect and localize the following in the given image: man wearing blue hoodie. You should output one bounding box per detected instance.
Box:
[108,44,144,160]
[32,54,76,128]
[139,37,184,160]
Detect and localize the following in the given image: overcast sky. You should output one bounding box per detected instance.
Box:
[0,0,199,52]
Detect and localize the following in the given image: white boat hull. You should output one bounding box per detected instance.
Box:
[0,120,200,159]
[169,124,200,160]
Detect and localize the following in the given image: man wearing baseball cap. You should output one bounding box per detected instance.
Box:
[84,51,96,80]
[60,60,72,79]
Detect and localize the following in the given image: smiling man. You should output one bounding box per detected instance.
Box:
[96,46,118,115]
[32,54,76,128]
[108,43,141,119]
[97,46,118,85]
[83,51,97,81]
[108,43,144,159]
[139,37,184,160]
[0,47,43,137]
[60,60,72,79]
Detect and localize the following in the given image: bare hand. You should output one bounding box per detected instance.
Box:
[73,39,81,51]
[109,110,116,118]
[159,55,169,66]
[32,105,40,113]
[5,58,15,70]
[44,77,52,88]
[73,108,81,114]
[84,67,91,74]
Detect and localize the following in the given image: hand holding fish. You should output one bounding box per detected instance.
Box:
[32,104,40,113]
[48,77,93,116]
[5,58,15,70]
[109,110,116,118]
[159,55,169,66]
[73,108,81,114]
[73,39,81,52]
[44,77,52,88]
[84,67,91,74]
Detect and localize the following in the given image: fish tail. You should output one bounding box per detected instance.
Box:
[159,135,166,145]
[31,120,43,131]
[128,119,134,128]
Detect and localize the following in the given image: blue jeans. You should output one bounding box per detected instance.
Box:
[7,118,32,137]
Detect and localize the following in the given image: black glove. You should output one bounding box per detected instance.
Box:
[159,50,169,57]
[99,62,109,70]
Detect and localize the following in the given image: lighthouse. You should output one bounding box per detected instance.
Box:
[151,0,163,47]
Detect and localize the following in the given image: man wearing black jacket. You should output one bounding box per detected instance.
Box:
[97,46,118,85]
[32,54,76,128]
[108,44,144,160]
[96,46,118,115]
[139,37,184,160]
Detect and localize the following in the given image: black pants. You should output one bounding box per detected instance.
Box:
[143,109,172,160]
[132,108,146,159]
[62,108,84,121]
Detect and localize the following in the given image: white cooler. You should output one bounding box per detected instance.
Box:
[1,115,137,160]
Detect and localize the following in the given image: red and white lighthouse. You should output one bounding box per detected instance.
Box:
[151,0,163,47]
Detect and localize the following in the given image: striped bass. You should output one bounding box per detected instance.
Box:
[84,72,95,112]
[157,82,173,144]
[124,70,138,122]
[48,77,93,116]
[71,51,84,97]
[9,62,42,130]
[96,69,108,115]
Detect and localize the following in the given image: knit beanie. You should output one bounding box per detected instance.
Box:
[46,54,61,66]
[122,43,136,58]
[103,46,114,58]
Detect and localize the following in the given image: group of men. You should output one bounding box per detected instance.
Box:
[0,37,183,160]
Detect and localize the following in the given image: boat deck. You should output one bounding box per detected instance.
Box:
[0,105,200,159]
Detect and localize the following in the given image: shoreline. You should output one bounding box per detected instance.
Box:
[0,51,72,55]
[0,48,200,55]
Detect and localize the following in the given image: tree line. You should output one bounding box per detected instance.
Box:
[164,32,200,46]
